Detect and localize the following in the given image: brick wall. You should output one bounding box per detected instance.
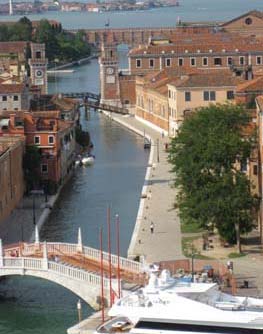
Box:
[0,138,25,224]
[119,75,136,106]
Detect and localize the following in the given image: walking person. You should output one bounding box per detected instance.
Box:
[150,221,154,234]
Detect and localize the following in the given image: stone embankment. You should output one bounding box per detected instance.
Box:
[102,112,183,263]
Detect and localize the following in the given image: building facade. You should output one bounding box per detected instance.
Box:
[0,136,24,223]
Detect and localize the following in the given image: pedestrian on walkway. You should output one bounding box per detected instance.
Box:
[150,221,154,234]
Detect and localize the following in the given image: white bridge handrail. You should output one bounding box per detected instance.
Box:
[18,242,142,273]
[2,256,114,288]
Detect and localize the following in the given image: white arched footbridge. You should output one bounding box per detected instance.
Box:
[0,227,145,310]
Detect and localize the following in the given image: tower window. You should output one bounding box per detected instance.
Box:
[36,51,41,59]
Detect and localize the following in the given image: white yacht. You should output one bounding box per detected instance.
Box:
[95,270,263,334]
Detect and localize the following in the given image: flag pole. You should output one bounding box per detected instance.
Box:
[107,206,112,306]
[100,227,105,323]
[116,214,121,298]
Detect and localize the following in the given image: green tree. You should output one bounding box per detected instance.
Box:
[33,19,60,60]
[168,104,259,252]
[75,127,90,148]
[23,146,41,192]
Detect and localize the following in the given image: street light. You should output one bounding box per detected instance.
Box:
[156,139,160,163]
[190,244,197,282]
[30,190,44,226]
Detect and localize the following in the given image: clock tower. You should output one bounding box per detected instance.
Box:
[29,43,48,95]
[99,35,121,106]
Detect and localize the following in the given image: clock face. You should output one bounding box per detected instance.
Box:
[35,69,43,78]
[106,67,114,75]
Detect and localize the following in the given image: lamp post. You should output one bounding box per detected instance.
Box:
[191,244,196,282]
[156,138,160,163]
[33,193,36,226]
[30,190,44,226]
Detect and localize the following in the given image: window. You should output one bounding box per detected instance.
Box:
[214,57,222,66]
[203,91,216,101]
[185,91,191,102]
[48,135,54,144]
[136,59,141,68]
[165,58,171,67]
[239,56,245,65]
[227,57,233,66]
[257,56,262,65]
[13,95,18,101]
[210,91,216,101]
[168,90,171,98]
[178,58,183,66]
[202,57,208,66]
[241,160,247,172]
[2,96,7,101]
[34,136,40,145]
[190,57,196,66]
[36,51,41,59]
[253,165,258,175]
[245,17,252,25]
[227,90,234,100]
[41,164,48,174]
[149,59,154,68]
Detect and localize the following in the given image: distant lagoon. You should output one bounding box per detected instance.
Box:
[0,0,263,29]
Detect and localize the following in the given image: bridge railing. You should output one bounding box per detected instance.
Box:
[2,256,115,289]
[21,242,143,273]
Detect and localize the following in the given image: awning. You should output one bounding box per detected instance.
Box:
[0,119,9,127]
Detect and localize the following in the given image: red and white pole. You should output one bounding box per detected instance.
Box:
[116,214,121,298]
[107,206,113,307]
[100,227,105,323]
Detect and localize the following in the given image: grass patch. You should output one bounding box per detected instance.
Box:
[181,221,205,234]
[228,252,246,258]
[182,236,212,259]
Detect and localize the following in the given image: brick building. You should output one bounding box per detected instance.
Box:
[167,70,244,135]
[221,11,263,37]
[0,83,30,114]
[0,41,48,95]
[0,136,25,224]
[0,110,76,190]
[128,32,263,76]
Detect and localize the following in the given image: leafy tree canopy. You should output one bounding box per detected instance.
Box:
[23,145,41,192]
[0,18,91,63]
[168,104,259,246]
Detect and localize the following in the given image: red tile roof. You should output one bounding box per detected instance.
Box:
[170,70,244,89]
[129,33,263,56]
[236,76,263,92]
[0,42,28,54]
[0,84,25,93]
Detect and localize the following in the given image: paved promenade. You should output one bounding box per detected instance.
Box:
[107,113,183,263]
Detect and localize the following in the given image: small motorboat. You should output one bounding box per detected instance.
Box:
[82,153,95,166]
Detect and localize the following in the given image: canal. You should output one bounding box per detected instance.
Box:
[0,55,149,333]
